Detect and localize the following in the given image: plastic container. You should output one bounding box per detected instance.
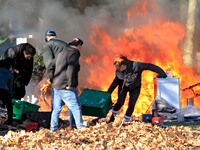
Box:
[79,89,112,117]
[151,117,164,123]
[166,68,173,77]
[142,114,152,123]
[12,99,40,120]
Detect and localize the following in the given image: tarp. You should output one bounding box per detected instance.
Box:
[152,95,200,120]
[174,105,200,118]
[152,95,178,120]
[152,95,176,114]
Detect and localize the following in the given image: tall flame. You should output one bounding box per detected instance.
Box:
[84,0,200,116]
[35,0,200,118]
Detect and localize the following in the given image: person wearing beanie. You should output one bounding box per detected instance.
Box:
[107,54,167,123]
[42,29,69,111]
[47,38,84,131]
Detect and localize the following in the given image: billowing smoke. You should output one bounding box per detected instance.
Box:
[0,0,136,90]
[0,0,200,99]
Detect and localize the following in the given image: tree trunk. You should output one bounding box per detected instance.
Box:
[182,0,197,68]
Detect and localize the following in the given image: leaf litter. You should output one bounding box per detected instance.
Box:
[0,118,200,149]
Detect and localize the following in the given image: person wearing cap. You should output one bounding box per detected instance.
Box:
[42,29,69,110]
[2,43,36,99]
[107,54,167,123]
[47,38,84,131]
[42,29,69,69]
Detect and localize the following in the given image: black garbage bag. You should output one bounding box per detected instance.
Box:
[25,111,52,128]
[24,111,66,129]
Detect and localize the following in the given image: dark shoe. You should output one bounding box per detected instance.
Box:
[108,114,115,123]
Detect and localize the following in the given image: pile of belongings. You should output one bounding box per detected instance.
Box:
[152,95,200,121]
[152,95,181,121]
[0,110,68,131]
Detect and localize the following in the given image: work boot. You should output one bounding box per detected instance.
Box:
[108,114,115,123]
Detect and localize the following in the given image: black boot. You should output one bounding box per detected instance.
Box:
[108,114,115,123]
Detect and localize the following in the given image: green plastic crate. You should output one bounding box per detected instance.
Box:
[79,89,112,117]
[12,99,40,120]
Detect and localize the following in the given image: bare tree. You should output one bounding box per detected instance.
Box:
[182,0,197,68]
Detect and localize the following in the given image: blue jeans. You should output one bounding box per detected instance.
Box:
[52,87,74,126]
[50,88,84,131]
[51,87,54,110]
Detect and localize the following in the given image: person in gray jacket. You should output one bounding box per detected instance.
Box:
[0,57,15,129]
[47,38,84,131]
[42,29,69,68]
[107,54,167,122]
[42,29,69,110]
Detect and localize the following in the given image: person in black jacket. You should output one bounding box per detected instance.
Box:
[42,29,69,110]
[2,43,36,99]
[107,54,167,122]
[47,38,84,131]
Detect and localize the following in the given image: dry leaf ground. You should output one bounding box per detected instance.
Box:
[0,118,200,150]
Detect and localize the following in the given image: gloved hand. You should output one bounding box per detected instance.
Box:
[163,74,167,78]
[157,74,167,78]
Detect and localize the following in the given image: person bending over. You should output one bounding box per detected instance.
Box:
[107,54,167,122]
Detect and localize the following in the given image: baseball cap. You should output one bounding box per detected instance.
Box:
[69,38,83,46]
[45,29,56,36]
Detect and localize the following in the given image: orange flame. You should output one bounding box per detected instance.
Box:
[84,0,200,117]
[36,0,200,119]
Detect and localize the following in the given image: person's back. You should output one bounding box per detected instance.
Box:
[42,29,69,111]
[0,57,15,128]
[42,29,69,69]
[49,46,80,90]
[47,38,84,131]
[0,67,13,92]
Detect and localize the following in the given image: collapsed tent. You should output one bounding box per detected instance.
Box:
[152,95,200,120]
[152,95,177,120]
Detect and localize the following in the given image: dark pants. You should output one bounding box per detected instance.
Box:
[12,84,25,99]
[113,86,141,117]
[0,89,13,125]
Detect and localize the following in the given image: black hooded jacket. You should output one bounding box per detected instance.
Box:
[107,60,167,93]
[2,43,34,86]
[47,46,80,89]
